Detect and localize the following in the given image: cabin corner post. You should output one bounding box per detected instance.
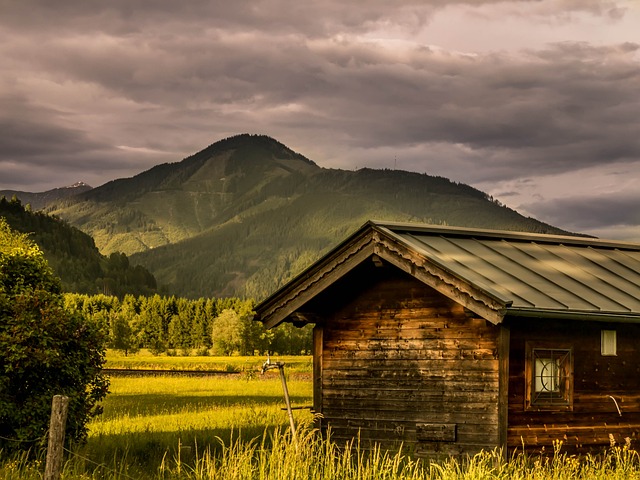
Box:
[313,325,324,425]
[498,324,510,456]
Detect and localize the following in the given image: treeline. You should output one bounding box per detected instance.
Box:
[64,293,312,356]
[0,196,157,296]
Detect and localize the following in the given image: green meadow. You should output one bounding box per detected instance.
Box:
[3,351,640,479]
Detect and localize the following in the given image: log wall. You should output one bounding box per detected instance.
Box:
[507,319,640,453]
[317,269,501,460]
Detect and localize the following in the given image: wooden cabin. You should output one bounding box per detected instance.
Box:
[254,221,640,459]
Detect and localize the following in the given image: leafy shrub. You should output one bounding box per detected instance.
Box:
[0,219,109,455]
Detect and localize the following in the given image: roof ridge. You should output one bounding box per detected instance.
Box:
[370,220,640,251]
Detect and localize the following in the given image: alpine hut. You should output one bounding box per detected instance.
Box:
[253,220,640,459]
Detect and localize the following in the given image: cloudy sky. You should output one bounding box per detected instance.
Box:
[1,0,639,241]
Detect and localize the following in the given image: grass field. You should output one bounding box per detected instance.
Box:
[82,352,314,474]
[105,349,313,373]
[3,352,640,478]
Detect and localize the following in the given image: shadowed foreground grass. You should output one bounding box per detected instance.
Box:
[3,430,640,479]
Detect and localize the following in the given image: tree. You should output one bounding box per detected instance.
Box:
[190,298,212,349]
[270,322,313,355]
[236,300,267,355]
[211,309,243,355]
[0,218,109,454]
[110,312,138,356]
[134,295,170,355]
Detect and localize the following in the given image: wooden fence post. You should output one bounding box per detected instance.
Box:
[44,395,69,480]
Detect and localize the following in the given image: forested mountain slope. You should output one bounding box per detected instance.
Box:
[0,197,157,296]
[49,134,571,299]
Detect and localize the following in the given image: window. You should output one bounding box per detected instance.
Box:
[525,343,573,411]
[601,330,617,356]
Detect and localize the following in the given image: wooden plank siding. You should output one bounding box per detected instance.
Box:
[317,270,501,460]
[507,319,640,454]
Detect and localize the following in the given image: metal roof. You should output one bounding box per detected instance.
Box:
[255,220,640,328]
[376,221,640,320]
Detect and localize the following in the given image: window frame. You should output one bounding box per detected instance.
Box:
[525,342,573,411]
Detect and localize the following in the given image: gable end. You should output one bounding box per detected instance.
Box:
[256,225,509,328]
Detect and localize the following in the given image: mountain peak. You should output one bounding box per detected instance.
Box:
[186,133,319,170]
[83,133,320,202]
[0,182,93,211]
[66,181,91,189]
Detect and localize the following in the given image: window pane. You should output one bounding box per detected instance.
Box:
[535,358,560,393]
[601,330,617,356]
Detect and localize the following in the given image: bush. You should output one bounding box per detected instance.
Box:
[0,219,109,455]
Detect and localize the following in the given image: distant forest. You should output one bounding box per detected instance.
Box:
[65,293,311,356]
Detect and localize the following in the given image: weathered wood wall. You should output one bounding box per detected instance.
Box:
[508,319,640,453]
[316,268,501,459]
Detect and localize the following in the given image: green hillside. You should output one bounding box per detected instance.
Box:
[0,196,157,296]
[48,134,571,299]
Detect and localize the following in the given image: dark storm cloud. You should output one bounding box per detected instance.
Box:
[0,94,106,160]
[2,1,637,185]
[0,94,177,190]
[266,39,640,186]
[0,1,486,37]
[0,0,440,41]
[0,0,623,35]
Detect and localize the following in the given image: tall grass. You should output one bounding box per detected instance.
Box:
[160,432,640,480]
[176,428,426,480]
[4,430,640,479]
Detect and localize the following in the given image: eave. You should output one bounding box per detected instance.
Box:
[256,222,510,329]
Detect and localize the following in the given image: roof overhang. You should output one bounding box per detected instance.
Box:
[255,222,511,329]
[506,308,640,324]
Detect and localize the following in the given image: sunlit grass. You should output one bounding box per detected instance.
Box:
[83,373,313,472]
[92,375,313,433]
[105,349,313,374]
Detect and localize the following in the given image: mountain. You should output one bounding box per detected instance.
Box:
[50,135,319,255]
[0,182,92,211]
[0,196,157,296]
[47,134,571,299]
